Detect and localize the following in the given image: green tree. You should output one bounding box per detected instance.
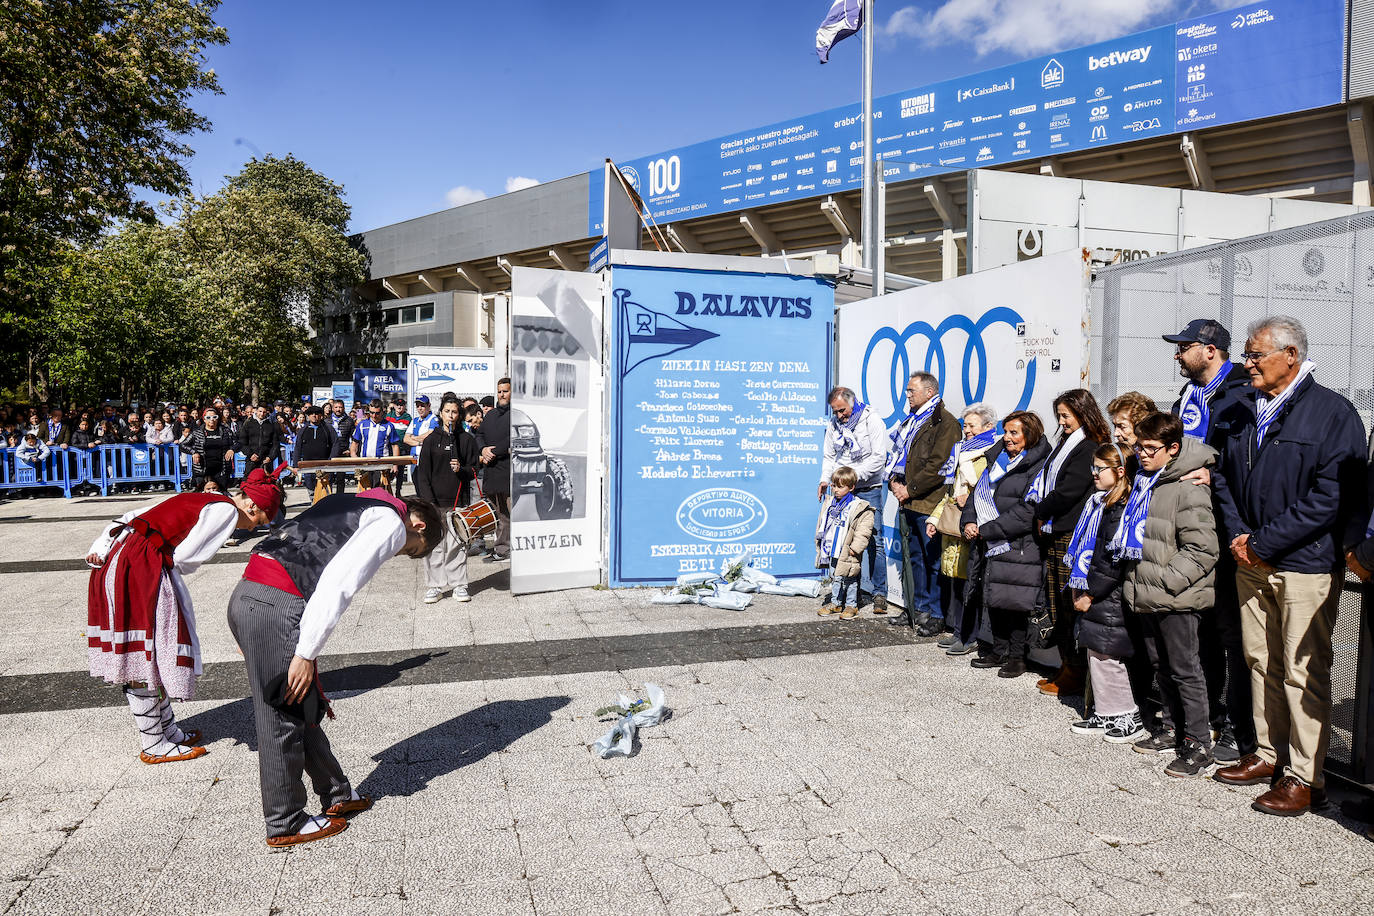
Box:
[0,0,227,393]
[177,155,367,401]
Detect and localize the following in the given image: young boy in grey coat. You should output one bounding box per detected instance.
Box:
[1117,412,1220,778]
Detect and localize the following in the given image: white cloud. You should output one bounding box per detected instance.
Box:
[883,0,1183,57]
[505,176,539,193]
[444,185,487,207]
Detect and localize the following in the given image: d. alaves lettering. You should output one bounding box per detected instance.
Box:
[674,292,812,319]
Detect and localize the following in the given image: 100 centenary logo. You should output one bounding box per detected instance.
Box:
[675,489,768,541]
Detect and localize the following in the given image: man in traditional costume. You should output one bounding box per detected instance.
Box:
[227,488,442,847]
[86,470,285,763]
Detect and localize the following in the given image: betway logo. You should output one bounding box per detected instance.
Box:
[1088,46,1152,70]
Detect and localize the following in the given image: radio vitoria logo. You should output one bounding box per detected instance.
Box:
[861,309,1037,426]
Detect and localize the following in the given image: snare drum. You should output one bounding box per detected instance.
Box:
[445,499,498,544]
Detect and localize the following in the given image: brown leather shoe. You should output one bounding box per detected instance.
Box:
[266,816,348,847]
[1039,671,1085,697]
[1253,775,1313,817]
[1214,753,1275,786]
[325,794,373,817]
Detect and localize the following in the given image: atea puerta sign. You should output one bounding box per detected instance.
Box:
[606,264,834,586]
[587,0,1344,234]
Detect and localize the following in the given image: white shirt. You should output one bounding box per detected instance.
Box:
[820,406,890,489]
[294,505,407,660]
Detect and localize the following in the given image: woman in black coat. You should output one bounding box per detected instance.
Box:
[414,398,483,604]
[1032,389,1112,696]
[961,411,1051,679]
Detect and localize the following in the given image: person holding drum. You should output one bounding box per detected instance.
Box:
[414,396,484,604]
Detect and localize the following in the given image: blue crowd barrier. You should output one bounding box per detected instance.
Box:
[0,446,87,498]
[89,444,185,496]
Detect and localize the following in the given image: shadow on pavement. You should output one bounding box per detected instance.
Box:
[358,695,571,798]
[180,651,453,749]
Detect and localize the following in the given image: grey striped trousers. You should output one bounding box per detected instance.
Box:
[227,579,352,838]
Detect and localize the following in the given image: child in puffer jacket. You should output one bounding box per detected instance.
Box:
[815,465,875,621]
[16,433,49,468]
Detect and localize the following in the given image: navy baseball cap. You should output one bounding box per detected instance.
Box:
[1162,318,1230,352]
[415,395,430,405]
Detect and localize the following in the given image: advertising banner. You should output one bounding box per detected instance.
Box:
[330,382,354,406]
[311,386,333,406]
[509,268,606,594]
[607,261,835,586]
[407,347,497,407]
[835,250,1089,607]
[353,369,408,406]
[588,0,1344,234]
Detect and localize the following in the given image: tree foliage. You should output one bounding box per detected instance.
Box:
[34,155,365,403]
[0,0,227,384]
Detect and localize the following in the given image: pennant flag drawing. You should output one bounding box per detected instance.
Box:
[615,287,719,377]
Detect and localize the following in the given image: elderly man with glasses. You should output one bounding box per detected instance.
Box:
[1160,319,1256,765]
[1210,315,1368,816]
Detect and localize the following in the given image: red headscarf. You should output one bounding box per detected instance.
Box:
[239,468,285,520]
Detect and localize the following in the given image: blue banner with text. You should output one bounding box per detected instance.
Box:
[607,264,835,586]
[588,0,1344,235]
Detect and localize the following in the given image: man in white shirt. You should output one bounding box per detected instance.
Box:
[818,387,891,612]
[227,487,442,847]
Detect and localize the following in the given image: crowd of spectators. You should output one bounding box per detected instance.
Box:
[820,314,1374,820]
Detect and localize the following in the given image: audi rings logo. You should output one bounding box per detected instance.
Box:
[860,309,1037,426]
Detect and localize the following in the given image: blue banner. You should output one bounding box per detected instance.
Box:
[588,0,1344,235]
[330,382,354,405]
[607,264,835,586]
[353,369,409,406]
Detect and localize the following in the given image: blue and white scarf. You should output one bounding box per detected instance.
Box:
[973,447,1026,557]
[1178,362,1233,441]
[940,428,998,483]
[1063,492,1107,590]
[820,492,854,561]
[829,401,869,461]
[1025,427,1086,533]
[883,396,941,479]
[1254,360,1315,448]
[1109,469,1163,560]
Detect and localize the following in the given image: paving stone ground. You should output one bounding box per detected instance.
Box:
[1,490,1372,915]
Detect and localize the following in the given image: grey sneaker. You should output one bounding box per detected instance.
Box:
[944,638,977,656]
[1213,725,1241,763]
[1133,728,1179,755]
[1104,711,1146,744]
[452,586,471,603]
[937,632,959,648]
[1165,740,1215,778]
[1070,714,1110,736]
[423,587,443,604]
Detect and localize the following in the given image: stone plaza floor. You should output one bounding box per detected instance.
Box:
[1,490,1372,915]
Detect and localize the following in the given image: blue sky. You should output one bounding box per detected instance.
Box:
[182,1,1234,233]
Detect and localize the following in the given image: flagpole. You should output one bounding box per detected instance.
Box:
[860,0,875,274]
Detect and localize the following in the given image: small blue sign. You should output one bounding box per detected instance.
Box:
[353,369,409,406]
[589,237,610,272]
[607,264,835,585]
[331,382,354,405]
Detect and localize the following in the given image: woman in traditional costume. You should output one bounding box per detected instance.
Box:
[85,469,285,763]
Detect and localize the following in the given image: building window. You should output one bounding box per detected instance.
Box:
[555,363,576,399]
[512,359,527,396]
[532,360,549,399]
[418,303,435,322]
[385,308,399,326]
[400,307,417,324]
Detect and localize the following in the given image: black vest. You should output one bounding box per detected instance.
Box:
[253,494,404,599]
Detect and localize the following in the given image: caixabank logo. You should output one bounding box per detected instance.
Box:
[676,488,768,541]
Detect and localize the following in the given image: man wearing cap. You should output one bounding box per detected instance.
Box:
[227,488,442,846]
[294,405,338,501]
[1162,318,1256,764]
[402,395,439,497]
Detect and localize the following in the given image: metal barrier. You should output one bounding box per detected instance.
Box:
[89,444,185,496]
[0,446,87,498]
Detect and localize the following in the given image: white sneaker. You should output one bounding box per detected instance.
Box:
[423,587,443,604]
[222,537,240,547]
[452,587,471,603]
